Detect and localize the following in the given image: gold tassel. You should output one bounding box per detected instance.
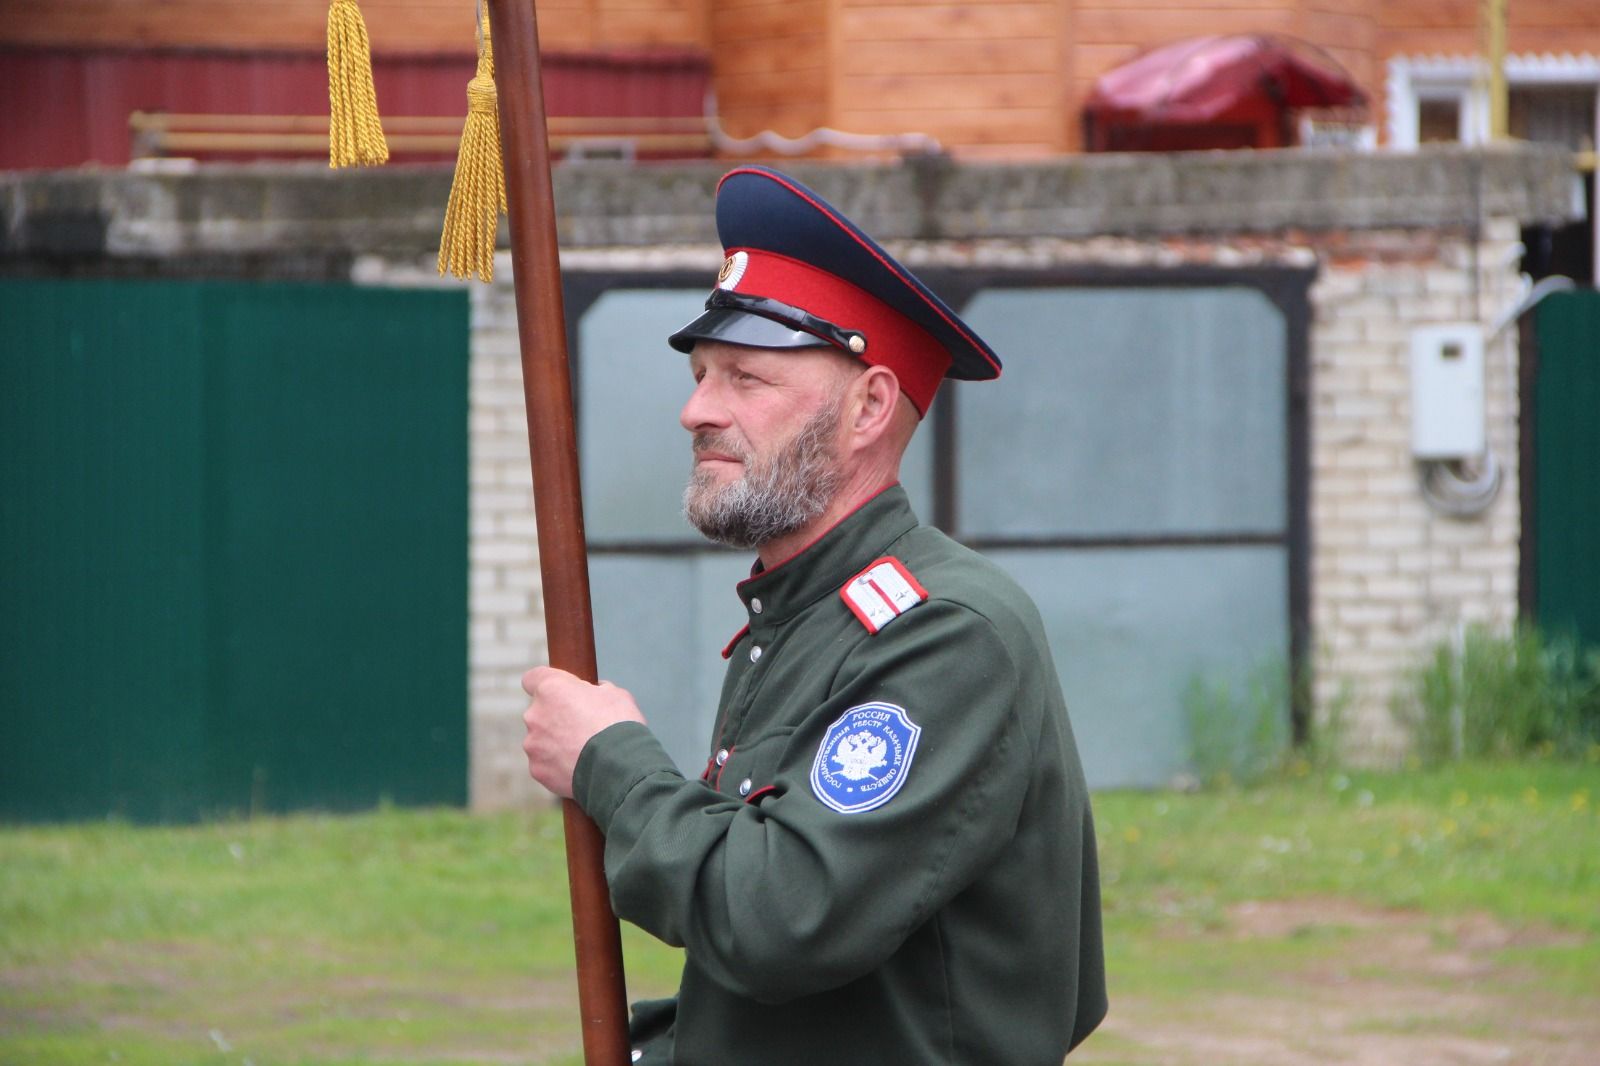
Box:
[437,9,507,282]
[327,0,389,168]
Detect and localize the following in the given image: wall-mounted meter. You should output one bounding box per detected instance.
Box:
[1409,324,1485,459]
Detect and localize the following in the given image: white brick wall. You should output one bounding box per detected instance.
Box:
[1307,221,1524,760]
[465,260,549,810]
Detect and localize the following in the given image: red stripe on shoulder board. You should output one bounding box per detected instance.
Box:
[839,556,928,635]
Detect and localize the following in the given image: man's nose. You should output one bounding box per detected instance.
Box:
[679,376,729,434]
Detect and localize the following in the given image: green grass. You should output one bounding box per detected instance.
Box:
[3,760,1597,1064]
[1094,758,1600,1014]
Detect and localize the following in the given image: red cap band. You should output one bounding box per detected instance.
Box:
[724,247,952,415]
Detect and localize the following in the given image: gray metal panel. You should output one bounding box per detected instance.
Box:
[986,544,1289,789]
[958,288,1286,538]
[590,552,753,775]
[580,289,705,542]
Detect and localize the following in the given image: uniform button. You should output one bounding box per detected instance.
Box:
[715,748,729,767]
[749,645,762,662]
[738,778,753,796]
[750,597,763,614]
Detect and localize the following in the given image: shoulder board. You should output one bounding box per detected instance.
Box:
[840,556,929,635]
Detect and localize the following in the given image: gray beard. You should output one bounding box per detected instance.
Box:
[683,401,845,550]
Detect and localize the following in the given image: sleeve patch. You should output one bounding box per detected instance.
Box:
[839,556,928,634]
[810,702,921,814]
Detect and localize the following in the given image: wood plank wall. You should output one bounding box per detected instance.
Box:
[0,0,710,53]
[4,0,1597,154]
[1380,0,1600,59]
[711,0,829,141]
[816,0,1597,155]
[1299,1,1379,96]
[829,0,1065,158]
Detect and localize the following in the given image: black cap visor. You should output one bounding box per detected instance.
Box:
[668,289,863,356]
[668,307,827,354]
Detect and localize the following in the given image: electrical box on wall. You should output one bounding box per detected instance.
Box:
[1409,324,1485,459]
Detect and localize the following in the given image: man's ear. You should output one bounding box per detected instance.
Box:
[850,365,902,445]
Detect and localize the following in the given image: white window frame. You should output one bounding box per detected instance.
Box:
[1387,52,1600,149]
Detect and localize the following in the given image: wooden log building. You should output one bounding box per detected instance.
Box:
[1,0,1597,167]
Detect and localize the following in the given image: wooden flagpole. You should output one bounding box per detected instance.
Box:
[484,0,631,1061]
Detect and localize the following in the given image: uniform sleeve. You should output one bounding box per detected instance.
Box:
[571,599,1033,1004]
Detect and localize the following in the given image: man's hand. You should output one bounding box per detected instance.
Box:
[522,667,647,798]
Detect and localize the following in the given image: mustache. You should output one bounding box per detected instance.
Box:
[692,433,749,463]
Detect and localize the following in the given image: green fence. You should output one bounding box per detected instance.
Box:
[1534,289,1600,651]
[1,279,469,822]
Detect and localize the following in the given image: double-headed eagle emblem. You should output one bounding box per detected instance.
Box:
[832,730,889,781]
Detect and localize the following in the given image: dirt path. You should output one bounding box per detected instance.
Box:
[1076,899,1598,1066]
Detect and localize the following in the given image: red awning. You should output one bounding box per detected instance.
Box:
[1084,34,1366,151]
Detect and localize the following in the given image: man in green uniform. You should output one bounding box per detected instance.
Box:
[522,166,1106,1064]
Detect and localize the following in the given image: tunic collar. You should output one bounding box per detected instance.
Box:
[735,484,919,625]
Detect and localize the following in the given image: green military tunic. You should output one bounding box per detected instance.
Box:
[572,485,1106,1064]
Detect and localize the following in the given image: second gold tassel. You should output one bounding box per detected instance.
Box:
[438,10,507,282]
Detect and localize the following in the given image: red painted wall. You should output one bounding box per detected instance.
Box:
[0,46,710,169]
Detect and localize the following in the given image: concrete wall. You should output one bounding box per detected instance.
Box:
[1,146,1580,803]
[3,147,1572,258]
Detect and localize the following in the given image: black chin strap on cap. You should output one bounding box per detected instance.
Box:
[668,289,866,355]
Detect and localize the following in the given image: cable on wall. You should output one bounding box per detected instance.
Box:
[1415,272,1575,519]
